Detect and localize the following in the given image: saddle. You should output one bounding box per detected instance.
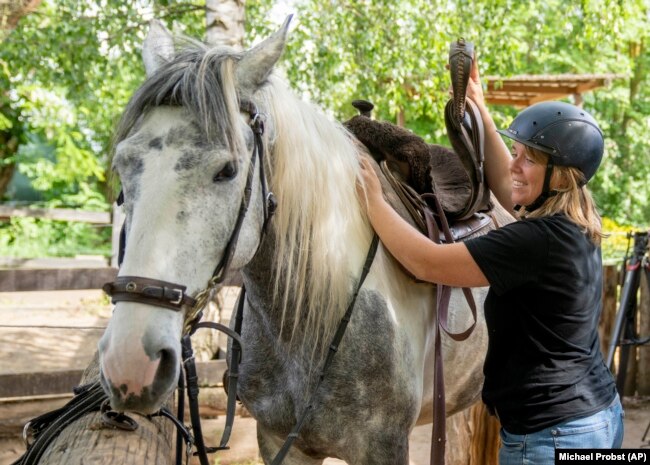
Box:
[346,43,491,465]
[345,39,491,241]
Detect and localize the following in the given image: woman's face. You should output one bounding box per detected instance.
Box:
[509,142,548,207]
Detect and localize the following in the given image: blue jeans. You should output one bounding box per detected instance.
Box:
[498,395,624,465]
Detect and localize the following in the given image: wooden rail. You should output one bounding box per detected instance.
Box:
[0,205,111,224]
[0,360,226,399]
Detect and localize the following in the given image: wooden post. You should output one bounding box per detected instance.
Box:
[38,353,175,465]
[446,402,499,465]
[600,265,619,360]
[637,267,650,395]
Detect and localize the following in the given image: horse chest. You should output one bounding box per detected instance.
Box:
[235,290,421,437]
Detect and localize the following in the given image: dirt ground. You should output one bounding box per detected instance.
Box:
[1,290,648,465]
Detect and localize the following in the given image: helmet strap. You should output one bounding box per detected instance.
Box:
[516,160,557,214]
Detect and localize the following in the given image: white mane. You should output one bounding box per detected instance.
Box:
[258,75,375,347]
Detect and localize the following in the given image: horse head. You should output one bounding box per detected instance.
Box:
[98,17,292,414]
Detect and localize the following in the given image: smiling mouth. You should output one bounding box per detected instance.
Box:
[513,180,526,188]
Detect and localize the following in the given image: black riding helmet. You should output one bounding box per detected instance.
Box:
[497,101,604,211]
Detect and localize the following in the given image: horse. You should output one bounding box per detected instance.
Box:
[98,16,512,465]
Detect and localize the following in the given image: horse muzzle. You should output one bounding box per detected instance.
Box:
[98,302,183,414]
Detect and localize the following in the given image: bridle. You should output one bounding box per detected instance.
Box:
[101,100,276,465]
[101,100,379,465]
[103,99,275,333]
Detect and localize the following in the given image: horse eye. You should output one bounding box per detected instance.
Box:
[213,162,237,182]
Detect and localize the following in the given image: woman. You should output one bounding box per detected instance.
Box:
[357,60,624,463]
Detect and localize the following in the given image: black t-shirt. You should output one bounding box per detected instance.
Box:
[464,214,617,434]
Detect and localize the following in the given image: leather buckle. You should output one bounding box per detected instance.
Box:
[22,420,33,448]
[169,288,184,305]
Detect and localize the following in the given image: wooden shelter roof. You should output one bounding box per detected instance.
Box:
[484,73,624,107]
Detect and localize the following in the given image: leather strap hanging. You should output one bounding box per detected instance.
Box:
[422,192,478,465]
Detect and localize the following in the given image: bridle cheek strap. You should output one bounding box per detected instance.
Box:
[103,276,197,311]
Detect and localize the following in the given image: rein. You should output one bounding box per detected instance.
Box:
[270,234,379,465]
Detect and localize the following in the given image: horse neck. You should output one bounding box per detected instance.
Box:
[243,84,374,347]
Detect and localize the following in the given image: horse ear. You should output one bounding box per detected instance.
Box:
[142,19,175,77]
[236,15,293,95]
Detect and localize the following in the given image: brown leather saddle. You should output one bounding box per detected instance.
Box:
[345,38,491,242]
[345,39,492,465]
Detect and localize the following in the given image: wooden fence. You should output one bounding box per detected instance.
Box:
[0,204,121,292]
[1,205,649,396]
[0,205,649,464]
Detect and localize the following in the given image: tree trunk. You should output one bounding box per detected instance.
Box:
[0,0,42,32]
[38,353,175,465]
[205,0,245,49]
[0,131,18,198]
[446,402,499,465]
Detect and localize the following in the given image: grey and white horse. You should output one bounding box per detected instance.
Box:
[98,17,508,465]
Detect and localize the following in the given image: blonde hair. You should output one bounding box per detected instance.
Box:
[519,147,604,245]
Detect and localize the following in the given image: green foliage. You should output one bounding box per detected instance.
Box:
[2,0,648,260]
[0,216,112,257]
[283,0,650,226]
[0,0,207,257]
[601,217,638,264]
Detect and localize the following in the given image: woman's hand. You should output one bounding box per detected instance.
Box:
[466,54,486,108]
[356,156,384,214]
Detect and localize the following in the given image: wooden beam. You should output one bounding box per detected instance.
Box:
[528,93,570,104]
[0,256,108,269]
[0,206,111,224]
[0,360,226,398]
[37,356,174,465]
[488,83,581,94]
[0,370,84,398]
[0,267,118,292]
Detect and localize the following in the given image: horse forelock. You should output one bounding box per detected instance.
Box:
[258,76,375,349]
[112,41,244,160]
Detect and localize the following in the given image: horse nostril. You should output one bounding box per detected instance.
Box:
[155,348,178,385]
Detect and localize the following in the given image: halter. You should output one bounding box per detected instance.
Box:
[103,100,275,333]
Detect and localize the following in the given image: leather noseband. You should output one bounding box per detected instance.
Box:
[102,276,197,311]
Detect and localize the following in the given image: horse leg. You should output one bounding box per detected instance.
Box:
[257,424,325,465]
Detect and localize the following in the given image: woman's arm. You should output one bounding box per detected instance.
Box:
[358,158,488,288]
[466,57,516,214]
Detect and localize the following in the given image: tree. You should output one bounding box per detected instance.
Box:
[281,0,650,226]
[1,0,647,261]
[0,0,42,34]
[0,1,208,257]
[206,0,245,48]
